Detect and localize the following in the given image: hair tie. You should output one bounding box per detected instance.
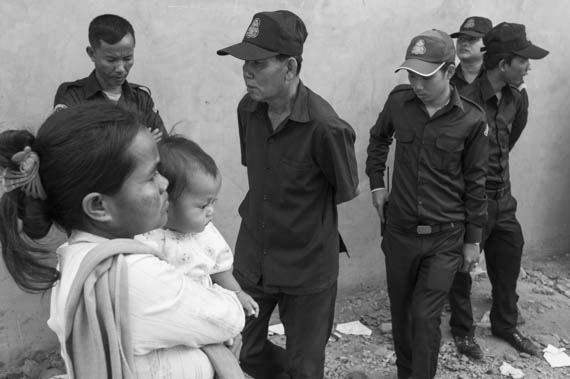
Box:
[1,146,47,200]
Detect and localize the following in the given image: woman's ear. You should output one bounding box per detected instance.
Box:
[82,192,112,223]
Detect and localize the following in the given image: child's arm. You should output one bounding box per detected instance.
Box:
[212,268,259,317]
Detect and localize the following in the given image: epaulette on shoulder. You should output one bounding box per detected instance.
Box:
[390,83,412,95]
[129,83,152,96]
[460,95,485,114]
[59,77,88,90]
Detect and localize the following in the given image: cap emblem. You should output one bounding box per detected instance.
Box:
[245,18,260,39]
[411,39,426,55]
[464,18,475,29]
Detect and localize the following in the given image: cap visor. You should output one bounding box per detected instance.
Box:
[450,31,484,38]
[217,42,279,60]
[514,44,549,59]
[395,60,445,77]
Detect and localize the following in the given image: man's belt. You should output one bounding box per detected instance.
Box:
[413,222,457,235]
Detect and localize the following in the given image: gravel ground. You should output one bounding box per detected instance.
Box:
[3,253,570,379]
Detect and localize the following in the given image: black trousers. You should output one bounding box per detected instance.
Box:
[382,224,463,379]
[236,272,337,379]
[449,193,524,337]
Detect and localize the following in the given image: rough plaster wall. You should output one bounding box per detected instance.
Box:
[1,0,569,370]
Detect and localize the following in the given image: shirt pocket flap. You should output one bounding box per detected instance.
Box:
[436,136,464,152]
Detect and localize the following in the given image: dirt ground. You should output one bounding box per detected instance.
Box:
[316,251,570,379]
[3,252,570,379]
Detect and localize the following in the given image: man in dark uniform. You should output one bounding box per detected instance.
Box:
[53,14,166,138]
[447,15,492,360]
[217,10,359,379]
[449,22,549,358]
[450,16,492,91]
[366,29,488,379]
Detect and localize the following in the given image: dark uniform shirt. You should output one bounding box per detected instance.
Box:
[54,70,167,136]
[366,84,488,243]
[450,63,485,92]
[234,81,359,294]
[460,74,526,189]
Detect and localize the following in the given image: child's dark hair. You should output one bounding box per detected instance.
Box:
[0,102,144,292]
[88,14,135,48]
[158,135,219,202]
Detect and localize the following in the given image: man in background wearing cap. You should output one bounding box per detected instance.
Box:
[366,30,488,379]
[217,10,359,379]
[447,16,493,361]
[450,16,493,91]
[452,22,549,357]
[53,14,167,139]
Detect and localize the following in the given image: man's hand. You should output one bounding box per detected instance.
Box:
[460,243,481,272]
[371,189,389,222]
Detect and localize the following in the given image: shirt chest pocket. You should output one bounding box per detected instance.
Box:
[433,136,464,172]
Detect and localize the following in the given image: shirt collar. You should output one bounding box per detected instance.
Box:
[85,70,133,100]
[242,80,311,123]
[403,85,465,113]
[67,229,110,245]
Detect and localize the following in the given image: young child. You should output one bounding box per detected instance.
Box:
[137,134,259,317]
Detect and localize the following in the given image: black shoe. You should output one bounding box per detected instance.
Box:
[495,330,540,355]
[454,335,484,360]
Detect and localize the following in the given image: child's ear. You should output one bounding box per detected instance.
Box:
[82,192,113,222]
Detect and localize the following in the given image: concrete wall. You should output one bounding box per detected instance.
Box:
[1,0,569,371]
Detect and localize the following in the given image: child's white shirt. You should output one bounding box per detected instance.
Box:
[136,223,233,288]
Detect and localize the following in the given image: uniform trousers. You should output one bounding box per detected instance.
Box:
[236,271,337,379]
[448,192,524,338]
[382,224,464,379]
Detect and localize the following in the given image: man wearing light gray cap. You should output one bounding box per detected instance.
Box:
[366,29,488,378]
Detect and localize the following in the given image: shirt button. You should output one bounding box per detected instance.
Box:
[263,250,268,255]
[263,195,269,200]
[260,222,265,229]
[268,138,274,144]
[418,201,423,206]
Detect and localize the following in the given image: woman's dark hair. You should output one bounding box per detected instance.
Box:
[0,102,144,292]
[157,135,219,202]
[88,14,135,48]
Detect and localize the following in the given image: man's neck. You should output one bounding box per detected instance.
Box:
[266,77,300,129]
[460,60,483,84]
[95,71,122,95]
[424,85,452,117]
[485,69,508,94]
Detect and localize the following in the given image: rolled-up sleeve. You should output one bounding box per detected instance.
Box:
[126,254,245,355]
[316,118,359,204]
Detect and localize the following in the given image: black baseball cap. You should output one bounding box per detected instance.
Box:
[450,17,493,38]
[217,10,307,60]
[483,22,549,59]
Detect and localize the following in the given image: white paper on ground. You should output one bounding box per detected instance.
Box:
[335,321,372,336]
[499,362,525,379]
[268,323,285,335]
[543,344,570,368]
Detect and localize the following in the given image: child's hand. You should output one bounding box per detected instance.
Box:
[148,127,163,142]
[236,291,259,317]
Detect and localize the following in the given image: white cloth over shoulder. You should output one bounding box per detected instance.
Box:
[48,230,244,379]
[137,223,234,287]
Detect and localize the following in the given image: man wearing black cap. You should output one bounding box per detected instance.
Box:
[452,22,549,357]
[217,10,359,379]
[53,14,167,139]
[447,16,493,361]
[366,30,488,379]
[450,16,493,91]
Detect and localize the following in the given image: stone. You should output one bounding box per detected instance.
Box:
[380,322,392,334]
[22,359,41,379]
[534,333,560,347]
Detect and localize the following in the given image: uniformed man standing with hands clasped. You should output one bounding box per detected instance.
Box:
[366,30,489,379]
